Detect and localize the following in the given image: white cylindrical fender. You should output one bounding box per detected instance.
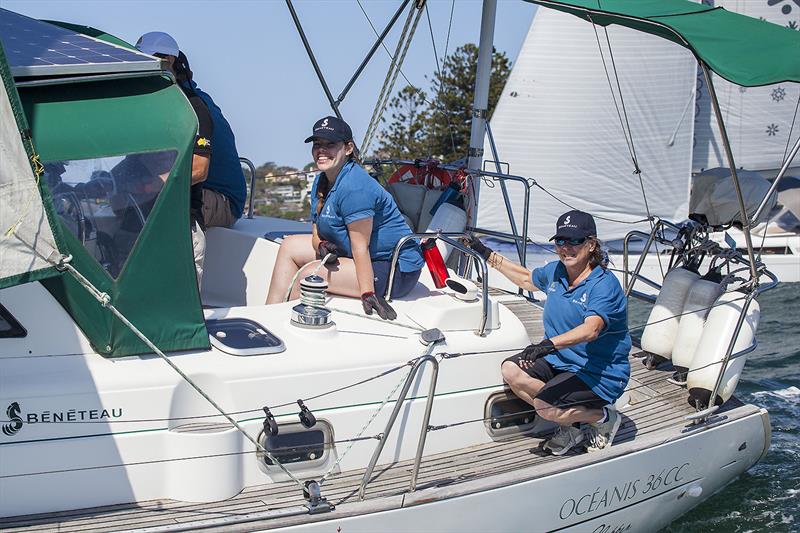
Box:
[687,291,760,409]
[671,277,723,375]
[640,267,700,364]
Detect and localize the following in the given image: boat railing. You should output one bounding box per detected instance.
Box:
[241,157,257,219]
[358,349,441,500]
[386,231,490,336]
[624,220,781,422]
[364,157,533,269]
[622,217,688,302]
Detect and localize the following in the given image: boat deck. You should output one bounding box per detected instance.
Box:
[1,297,741,533]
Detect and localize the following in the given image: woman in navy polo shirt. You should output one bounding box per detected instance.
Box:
[466,210,631,456]
[266,117,423,320]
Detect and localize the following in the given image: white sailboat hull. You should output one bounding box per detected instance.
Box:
[270,406,769,533]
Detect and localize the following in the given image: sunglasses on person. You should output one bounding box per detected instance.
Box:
[554,237,588,247]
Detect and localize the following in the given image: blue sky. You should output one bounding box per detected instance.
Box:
[5,0,536,169]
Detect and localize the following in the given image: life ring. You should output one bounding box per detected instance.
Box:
[388,162,456,189]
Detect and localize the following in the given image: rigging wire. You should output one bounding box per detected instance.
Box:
[425,2,457,156]
[355,0,433,109]
[587,16,665,278]
[362,3,425,153]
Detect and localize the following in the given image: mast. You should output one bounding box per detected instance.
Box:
[466,0,498,227]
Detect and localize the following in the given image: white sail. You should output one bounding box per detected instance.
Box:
[693,0,800,174]
[0,68,61,285]
[478,8,697,242]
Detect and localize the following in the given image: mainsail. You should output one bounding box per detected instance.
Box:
[0,42,64,288]
[478,7,696,241]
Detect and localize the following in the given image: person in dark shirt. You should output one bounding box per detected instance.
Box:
[137,32,246,229]
[135,32,213,285]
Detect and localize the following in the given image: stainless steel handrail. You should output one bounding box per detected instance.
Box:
[385,231,490,336]
[358,352,440,500]
[485,121,527,268]
[240,157,257,219]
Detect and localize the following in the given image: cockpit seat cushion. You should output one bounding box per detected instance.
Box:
[388,182,426,230]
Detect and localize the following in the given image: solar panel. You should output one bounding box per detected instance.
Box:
[0,8,161,78]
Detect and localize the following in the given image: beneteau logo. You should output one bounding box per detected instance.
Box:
[1,402,124,437]
[563,215,571,225]
[2,402,23,436]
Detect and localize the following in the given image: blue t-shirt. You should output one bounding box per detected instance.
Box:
[532,261,631,403]
[183,80,247,219]
[310,161,424,272]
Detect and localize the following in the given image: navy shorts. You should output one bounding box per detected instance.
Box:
[371,260,421,298]
[505,354,607,410]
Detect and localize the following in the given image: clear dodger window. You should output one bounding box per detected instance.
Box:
[44,150,177,279]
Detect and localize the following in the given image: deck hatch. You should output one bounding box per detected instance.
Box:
[206,318,285,356]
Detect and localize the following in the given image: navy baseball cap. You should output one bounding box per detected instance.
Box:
[549,210,597,241]
[304,116,353,143]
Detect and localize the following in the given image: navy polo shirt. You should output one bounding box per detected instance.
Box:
[310,161,424,272]
[532,261,631,403]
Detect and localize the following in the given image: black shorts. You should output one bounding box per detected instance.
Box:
[505,354,607,410]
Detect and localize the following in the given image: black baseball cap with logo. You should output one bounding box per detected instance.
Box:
[549,210,597,241]
[304,116,353,143]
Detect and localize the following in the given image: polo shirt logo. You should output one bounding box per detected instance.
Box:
[321,204,335,219]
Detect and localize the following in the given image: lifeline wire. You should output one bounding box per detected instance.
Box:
[8,282,749,428]
[2,347,751,481]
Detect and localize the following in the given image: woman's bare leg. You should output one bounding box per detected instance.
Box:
[266,235,316,304]
[287,257,362,300]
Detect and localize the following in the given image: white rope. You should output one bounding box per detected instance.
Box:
[58,259,306,490]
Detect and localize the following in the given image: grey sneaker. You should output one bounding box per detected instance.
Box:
[586,406,622,453]
[543,425,585,456]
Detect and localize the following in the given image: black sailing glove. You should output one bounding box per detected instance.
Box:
[519,339,557,363]
[316,240,339,265]
[463,233,493,261]
[361,291,397,321]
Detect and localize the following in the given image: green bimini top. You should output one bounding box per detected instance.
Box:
[524,0,800,87]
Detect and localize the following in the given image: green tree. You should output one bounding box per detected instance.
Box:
[374,85,429,159]
[373,44,511,163]
[426,44,511,162]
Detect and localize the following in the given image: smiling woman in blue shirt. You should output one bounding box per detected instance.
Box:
[466,210,631,456]
[266,117,423,320]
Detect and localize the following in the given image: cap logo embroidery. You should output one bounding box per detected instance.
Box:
[563,215,571,225]
[321,118,329,128]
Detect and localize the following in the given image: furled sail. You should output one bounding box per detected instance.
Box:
[693,0,800,174]
[0,42,63,288]
[478,7,696,241]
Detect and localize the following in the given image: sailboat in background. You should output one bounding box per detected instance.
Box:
[479,0,800,285]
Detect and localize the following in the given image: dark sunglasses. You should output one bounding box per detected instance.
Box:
[554,237,587,247]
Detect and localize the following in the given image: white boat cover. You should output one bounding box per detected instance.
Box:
[690,168,777,227]
[0,68,60,286]
[692,0,800,174]
[478,8,696,242]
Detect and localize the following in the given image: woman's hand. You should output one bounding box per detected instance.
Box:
[519,339,556,362]
[462,234,493,261]
[317,240,339,265]
[361,291,397,320]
